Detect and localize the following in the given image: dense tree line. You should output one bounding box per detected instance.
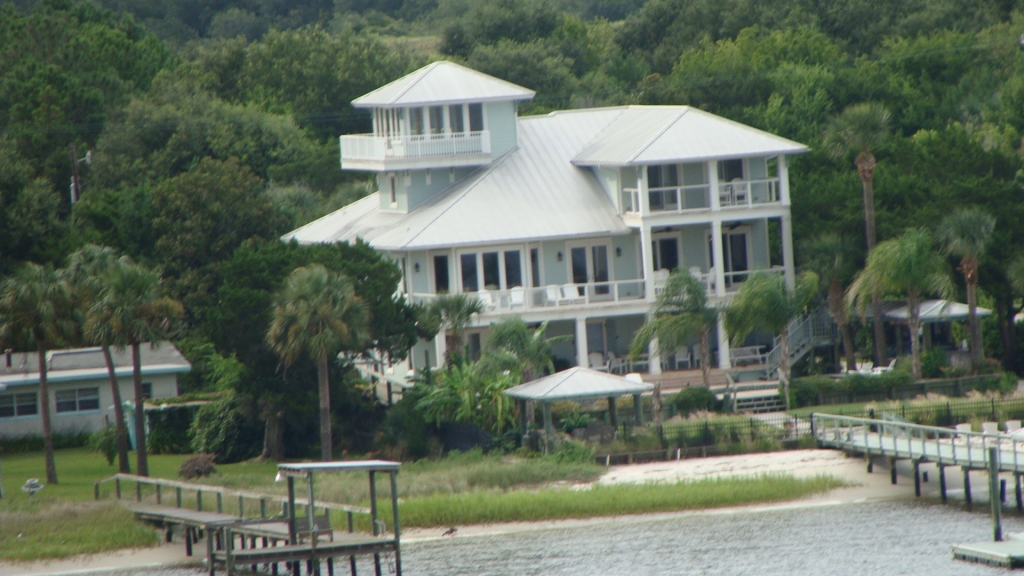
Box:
[5,0,1024,458]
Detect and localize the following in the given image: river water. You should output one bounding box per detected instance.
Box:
[90,500,1015,576]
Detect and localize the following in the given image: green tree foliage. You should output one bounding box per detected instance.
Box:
[427,294,485,367]
[799,234,861,372]
[480,317,563,382]
[937,208,996,370]
[189,393,263,463]
[416,362,519,436]
[0,1,171,193]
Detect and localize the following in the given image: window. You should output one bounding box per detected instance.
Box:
[429,106,444,135]
[0,393,37,418]
[55,387,99,413]
[647,164,678,188]
[530,248,541,287]
[410,108,425,135]
[388,175,397,206]
[460,253,478,292]
[504,250,523,288]
[433,255,450,293]
[718,159,744,182]
[482,252,500,289]
[468,103,483,132]
[142,383,153,399]
[448,104,465,133]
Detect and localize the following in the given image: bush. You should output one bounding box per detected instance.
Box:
[920,348,949,379]
[147,406,194,454]
[189,395,262,464]
[0,431,91,454]
[559,407,591,434]
[179,453,218,479]
[88,425,118,465]
[672,387,722,415]
[551,440,595,464]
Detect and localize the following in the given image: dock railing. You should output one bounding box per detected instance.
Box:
[811,413,1024,473]
[94,473,370,523]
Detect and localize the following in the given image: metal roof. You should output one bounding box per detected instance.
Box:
[284,108,631,251]
[352,61,535,108]
[882,300,992,324]
[277,461,401,477]
[0,342,191,388]
[503,367,654,402]
[572,106,809,166]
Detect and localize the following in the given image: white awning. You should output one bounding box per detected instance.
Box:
[883,300,991,324]
[504,367,653,403]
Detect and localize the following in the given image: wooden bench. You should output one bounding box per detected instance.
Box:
[731,346,765,366]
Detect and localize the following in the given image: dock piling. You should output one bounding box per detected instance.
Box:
[990,447,1003,542]
[890,458,897,485]
[1016,474,1023,513]
[965,467,973,509]
[914,461,921,497]
[939,466,947,503]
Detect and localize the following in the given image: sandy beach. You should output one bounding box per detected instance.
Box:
[0,449,918,575]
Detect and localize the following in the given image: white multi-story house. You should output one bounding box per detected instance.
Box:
[285,61,811,379]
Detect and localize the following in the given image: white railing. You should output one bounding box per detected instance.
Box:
[409,280,646,313]
[622,179,780,214]
[719,178,780,208]
[755,309,836,374]
[340,131,491,162]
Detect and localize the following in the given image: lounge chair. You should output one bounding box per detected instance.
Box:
[871,359,897,375]
[508,287,525,308]
[1006,420,1022,434]
[589,352,609,372]
[477,289,496,311]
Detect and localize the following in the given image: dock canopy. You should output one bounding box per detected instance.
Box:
[504,367,654,434]
[276,460,400,478]
[883,299,992,324]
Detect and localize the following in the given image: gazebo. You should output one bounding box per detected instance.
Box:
[503,367,654,435]
[882,299,992,353]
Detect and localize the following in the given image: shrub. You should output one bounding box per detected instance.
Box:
[88,425,118,465]
[147,406,194,454]
[189,395,262,463]
[179,453,218,479]
[0,431,91,454]
[551,440,595,464]
[920,348,949,379]
[672,387,721,415]
[559,407,591,434]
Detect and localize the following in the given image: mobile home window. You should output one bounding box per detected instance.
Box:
[56,387,100,413]
[448,104,465,133]
[0,393,38,417]
[468,104,484,132]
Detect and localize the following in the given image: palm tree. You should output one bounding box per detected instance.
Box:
[848,228,953,380]
[91,261,183,476]
[725,271,819,410]
[0,263,76,484]
[267,264,368,461]
[481,317,564,382]
[823,102,892,365]
[799,233,860,373]
[428,294,484,367]
[65,245,133,474]
[937,208,996,371]
[630,270,718,389]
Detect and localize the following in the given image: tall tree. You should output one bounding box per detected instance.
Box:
[937,208,996,371]
[266,264,368,461]
[630,270,718,390]
[725,271,818,410]
[481,317,563,382]
[90,261,183,476]
[848,228,953,380]
[799,233,860,373]
[428,294,485,368]
[65,245,132,473]
[0,263,76,484]
[822,102,891,366]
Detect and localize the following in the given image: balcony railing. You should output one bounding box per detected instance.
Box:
[340,131,491,164]
[622,178,781,215]
[408,280,646,314]
[654,266,785,296]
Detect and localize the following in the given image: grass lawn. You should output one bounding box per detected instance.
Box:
[0,447,846,561]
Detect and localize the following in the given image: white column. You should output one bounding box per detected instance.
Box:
[712,219,726,297]
[648,337,662,375]
[434,331,446,368]
[575,317,589,368]
[781,214,796,291]
[778,155,790,205]
[638,166,651,217]
[640,224,656,302]
[717,313,732,369]
[708,160,721,211]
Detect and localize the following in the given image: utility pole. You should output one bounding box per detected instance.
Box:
[68,143,91,204]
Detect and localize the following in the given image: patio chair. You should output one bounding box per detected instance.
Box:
[982,422,999,435]
[871,359,897,375]
[589,352,610,372]
[675,347,692,370]
[857,361,874,375]
[1006,420,1022,434]
[508,287,525,308]
[560,284,585,305]
[545,285,561,306]
[477,289,496,311]
[609,356,626,374]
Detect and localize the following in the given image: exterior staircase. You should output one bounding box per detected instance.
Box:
[754,310,836,381]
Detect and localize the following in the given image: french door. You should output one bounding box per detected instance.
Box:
[569,244,611,298]
[708,230,750,287]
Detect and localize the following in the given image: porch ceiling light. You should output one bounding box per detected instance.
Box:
[414,262,420,272]
[557,251,563,262]
[615,247,622,257]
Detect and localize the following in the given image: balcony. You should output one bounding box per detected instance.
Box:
[654,266,785,297]
[408,279,647,315]
[622,178,781,215]
[339,131,491,171]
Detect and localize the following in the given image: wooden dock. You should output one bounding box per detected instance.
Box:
[951,539,1024,568]
[96,460,403,576]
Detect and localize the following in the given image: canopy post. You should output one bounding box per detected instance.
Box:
[608,397,618,428]
[633,393,642,426]
[542,402,554,436]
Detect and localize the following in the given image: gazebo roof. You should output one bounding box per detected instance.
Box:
[503,367,653,402]
[883,299,992,324]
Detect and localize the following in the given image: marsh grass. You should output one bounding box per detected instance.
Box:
[0,502,157,562]
[384,474,847,528]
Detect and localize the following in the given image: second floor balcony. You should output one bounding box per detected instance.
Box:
[340,130,492,171]
[622,177,781,216]
[408,279,648,317]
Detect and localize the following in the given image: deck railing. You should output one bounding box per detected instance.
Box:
[622,178,781,215]
[409,279,646,313]
[340,131,490,162]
